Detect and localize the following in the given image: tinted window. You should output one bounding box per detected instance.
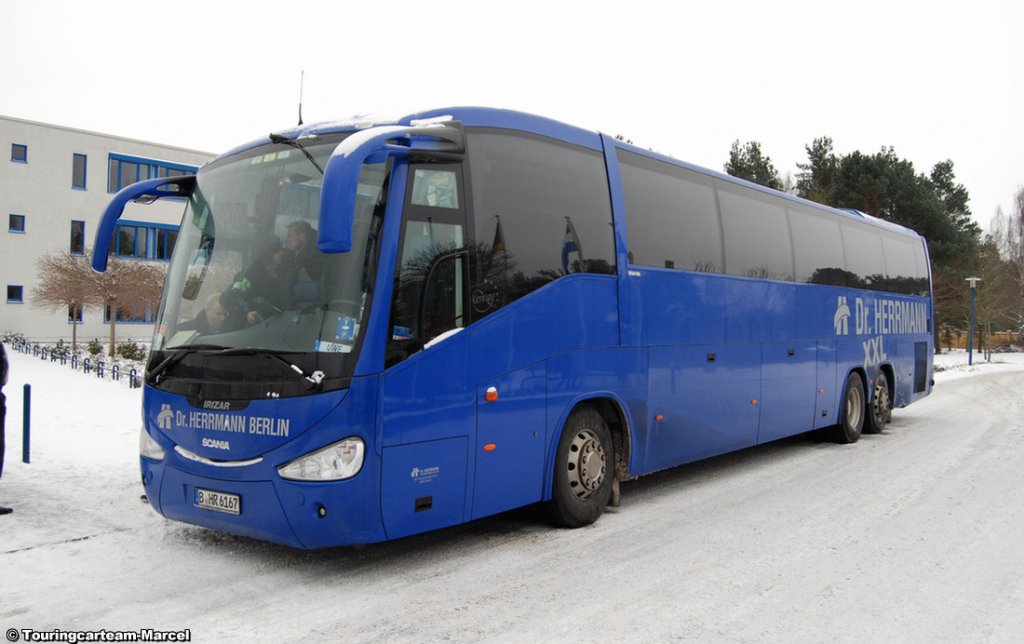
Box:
[912,240,930,294]
[883,234,928,295]
[717,185,793,281]
[156,228,177,260]
[466,130,615,318]
[788,206,849,286]
[618,151,722,272]
[70,220,85,254]
[73,153,87,189]
[841,222,886,290]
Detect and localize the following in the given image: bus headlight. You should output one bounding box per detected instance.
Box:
[140,426,166,461]
[277,437,365,481]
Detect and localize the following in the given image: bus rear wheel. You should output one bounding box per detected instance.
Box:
[864,370,892,434]
[830,373,865,444]
[548,405,614,528]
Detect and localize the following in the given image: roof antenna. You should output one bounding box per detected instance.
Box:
[297,70,305,126]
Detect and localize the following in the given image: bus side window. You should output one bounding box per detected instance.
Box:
[386,164,468,367]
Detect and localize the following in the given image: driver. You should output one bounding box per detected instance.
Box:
[180,293,233,335]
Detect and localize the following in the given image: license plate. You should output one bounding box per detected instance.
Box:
[194,488,241,515]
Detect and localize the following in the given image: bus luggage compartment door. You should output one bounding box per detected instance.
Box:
[471,363,547,520]
[380,437,468,540]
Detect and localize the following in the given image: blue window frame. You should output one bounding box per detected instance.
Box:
[6,285,23,303]
[9,214,25,233]
[107,153,196,193]
[68,305,83,323]
[11,144,27,163]
[71,220,85,255]
[109,219,178,261]
[73,153,87,189]
[104,304,155,324]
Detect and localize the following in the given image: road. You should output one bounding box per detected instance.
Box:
[2,351,1022,643]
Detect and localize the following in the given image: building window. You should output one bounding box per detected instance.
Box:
[11,144,27,163]
[68,305,83,323]
[73,153,88,189]
[104,304,155,324]
[71,220,85,255]
[109,220,177,261]
[107,153,196,193]
[9,214,25,233]
[6,285,24,303]
[155,228,178,260]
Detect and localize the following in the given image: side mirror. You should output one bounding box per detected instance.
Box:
[92,176,195,272]
[318,121,463,254]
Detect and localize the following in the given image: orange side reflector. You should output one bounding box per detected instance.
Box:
[485,386,498,402]
[654,414,664,422]
[818,389,826,395]
[484,444,497,452]
[751,399,758,405]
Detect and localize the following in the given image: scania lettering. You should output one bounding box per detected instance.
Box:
[95,108,934,548]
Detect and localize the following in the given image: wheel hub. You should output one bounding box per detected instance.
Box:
[873,380,891,422]
[568,429,606,498]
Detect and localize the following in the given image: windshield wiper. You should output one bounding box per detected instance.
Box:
[147,344,231,384]
[148,345,325,390]
[266,353,326,390]
[207,347,326,390]
[269,133,324,175]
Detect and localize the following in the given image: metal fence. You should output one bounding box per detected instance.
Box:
[8,339,143,389]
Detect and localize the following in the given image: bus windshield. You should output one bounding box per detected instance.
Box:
[149,134,388,393]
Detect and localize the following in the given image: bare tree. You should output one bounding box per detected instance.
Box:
[989,186,1024,339]
[84,255,167,358]
[32,251,91,352]
[32,248,167,357]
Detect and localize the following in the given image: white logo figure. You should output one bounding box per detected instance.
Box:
[410,467,420,479]
[157,404,173,430]
[834,296,851,336]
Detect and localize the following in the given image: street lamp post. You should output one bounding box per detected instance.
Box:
[966,277,981,366]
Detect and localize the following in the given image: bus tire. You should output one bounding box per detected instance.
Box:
[864,370,892,434]
[830,373,865,444]
[548,405,615,528]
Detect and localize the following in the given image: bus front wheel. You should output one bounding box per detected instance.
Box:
[830,373,865,444]
[548,405,615,528]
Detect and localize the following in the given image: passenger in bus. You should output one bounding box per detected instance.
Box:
[284,220,327,305]
[179,293,234,335]
[232,238,290,324]
[285,220,326,281]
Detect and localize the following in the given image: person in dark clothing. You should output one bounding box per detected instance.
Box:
[1,341,12,515]
[285,220,327,282]
[179,293,234,335]
[284,220,328,306]
[233,238,290,324]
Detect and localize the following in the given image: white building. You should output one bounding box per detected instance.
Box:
[1,115,212,344]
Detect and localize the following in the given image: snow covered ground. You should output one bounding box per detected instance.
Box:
[1,347,1023,643]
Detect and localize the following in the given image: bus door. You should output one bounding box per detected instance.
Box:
[379,162,475,539]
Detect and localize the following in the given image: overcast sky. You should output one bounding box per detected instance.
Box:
[2,0,1021,230]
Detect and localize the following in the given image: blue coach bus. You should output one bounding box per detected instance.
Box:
[94,108,933,549]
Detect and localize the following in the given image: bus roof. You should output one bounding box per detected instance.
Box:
[213,106,924,241]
